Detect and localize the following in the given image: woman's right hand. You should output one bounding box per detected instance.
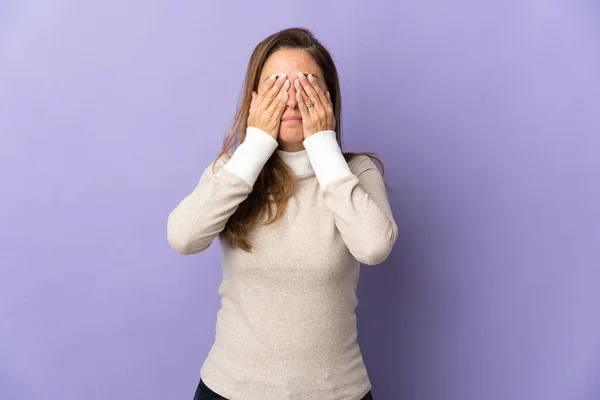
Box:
[247,72,290,139]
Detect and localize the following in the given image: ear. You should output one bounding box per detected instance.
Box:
[251,91,257,106]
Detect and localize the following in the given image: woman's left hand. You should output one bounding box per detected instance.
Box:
[295,72,336,138]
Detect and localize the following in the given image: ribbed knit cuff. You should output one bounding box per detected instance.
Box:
[303,130,353,190]
[222,126,279,186]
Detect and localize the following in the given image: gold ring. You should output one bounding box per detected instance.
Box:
[306,103,314,108]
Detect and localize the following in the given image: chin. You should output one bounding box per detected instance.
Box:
[278,129,304,142]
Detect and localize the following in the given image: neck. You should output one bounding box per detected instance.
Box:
[275,148,314,175]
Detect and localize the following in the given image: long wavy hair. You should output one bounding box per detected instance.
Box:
[214,27,392,252]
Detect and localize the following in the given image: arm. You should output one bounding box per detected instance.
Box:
[167,127,278,255]
[303,130,398,265]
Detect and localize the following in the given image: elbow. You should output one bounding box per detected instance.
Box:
[167,213,208,255]
[168,233,198,255]
[356,246,392,266]
[167,230,210,255]
[356,221,398,266]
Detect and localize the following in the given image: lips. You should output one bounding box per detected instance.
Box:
[282,117,302,121]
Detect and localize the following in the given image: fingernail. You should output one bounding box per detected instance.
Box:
[297,72,304,77]
[308,74,313,79]
[284,79,290,86]
[270,74,276,80]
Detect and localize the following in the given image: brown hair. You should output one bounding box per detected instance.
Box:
[213,27,392,252]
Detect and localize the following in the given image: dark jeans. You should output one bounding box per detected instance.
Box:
[193,378,374,400]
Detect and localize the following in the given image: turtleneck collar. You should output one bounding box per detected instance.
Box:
[275,148,314,176]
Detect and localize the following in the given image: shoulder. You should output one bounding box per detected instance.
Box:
[347,154,380,176]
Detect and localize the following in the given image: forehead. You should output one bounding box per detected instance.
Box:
[260,49,322,79]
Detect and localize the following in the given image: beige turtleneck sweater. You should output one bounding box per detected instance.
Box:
[167,127,398,400]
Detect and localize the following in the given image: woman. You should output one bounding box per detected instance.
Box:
[168,27,398,400]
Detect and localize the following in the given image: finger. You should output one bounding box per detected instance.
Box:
[277,87,289,116]
[257,73,276,96]
[261,73,287,109]
[267,80,289,114]
[296,89,310,120]
[267,77,289,109]
[255,73,277,110]
[297,73,323,110]
[294,78,311,110]
[307,74,330,109]
[250,91,257,107]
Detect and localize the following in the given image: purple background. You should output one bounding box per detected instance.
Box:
[1,1,599,399]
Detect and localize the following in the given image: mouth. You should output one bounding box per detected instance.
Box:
[282,117,302,122]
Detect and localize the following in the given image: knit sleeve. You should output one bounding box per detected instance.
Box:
[303,131,398,265]
[167,127,279,255]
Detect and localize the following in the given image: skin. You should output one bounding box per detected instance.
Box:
[255,49,336,152]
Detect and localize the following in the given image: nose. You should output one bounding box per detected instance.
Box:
[286,88,298,109]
